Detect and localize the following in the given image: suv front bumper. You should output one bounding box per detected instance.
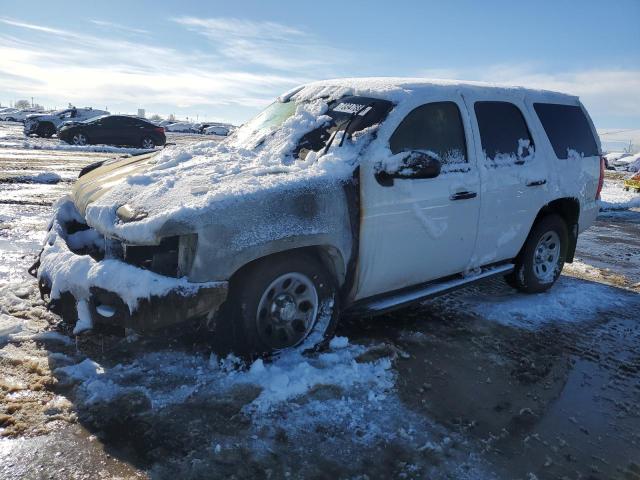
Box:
[33,197,228,334]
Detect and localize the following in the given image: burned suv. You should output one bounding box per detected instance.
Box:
[33,78,603,355]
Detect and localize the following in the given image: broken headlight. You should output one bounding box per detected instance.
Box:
[122,234,197,278]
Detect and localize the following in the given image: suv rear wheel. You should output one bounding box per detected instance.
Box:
[218,252,340,356]
[506,214,568,293]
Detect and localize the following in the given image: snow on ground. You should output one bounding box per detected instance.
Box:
[1,121,640,479]
[600,176,640,210]
[450,276,627,330]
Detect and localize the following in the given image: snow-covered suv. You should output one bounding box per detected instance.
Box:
[33,78,604,355]
[24,107,109,138]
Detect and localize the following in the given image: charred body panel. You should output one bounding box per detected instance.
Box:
[174,178,355,285]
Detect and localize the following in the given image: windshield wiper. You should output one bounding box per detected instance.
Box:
[322,102,374,155]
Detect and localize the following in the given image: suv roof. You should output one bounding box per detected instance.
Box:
[295,77,578,104]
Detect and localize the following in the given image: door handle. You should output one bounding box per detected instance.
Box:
[450,191,477,200]
[526,179,547,187]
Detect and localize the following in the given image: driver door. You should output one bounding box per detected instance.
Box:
[356,95,481,300]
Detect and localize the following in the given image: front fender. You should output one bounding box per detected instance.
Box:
[185,179,355,284]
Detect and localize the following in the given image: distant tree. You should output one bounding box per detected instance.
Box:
[168,113,176,122]
[14,99,31,109]
[149,114,162,121]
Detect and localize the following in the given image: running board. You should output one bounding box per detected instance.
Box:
[346,263,514,316]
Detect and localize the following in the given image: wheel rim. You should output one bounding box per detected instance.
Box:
[73,133,86,145]
[533,230,561,283]
[256,272,319,350]
[142,138,155,149]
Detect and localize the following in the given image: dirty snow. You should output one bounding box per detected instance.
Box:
[600,177,640,210]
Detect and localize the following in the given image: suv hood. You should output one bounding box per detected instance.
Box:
[75,135,363,244]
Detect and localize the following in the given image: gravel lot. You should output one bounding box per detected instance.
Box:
[1,121,639,480]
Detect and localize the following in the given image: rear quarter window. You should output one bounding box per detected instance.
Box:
[474,101,534,163]
[533,103,599,159]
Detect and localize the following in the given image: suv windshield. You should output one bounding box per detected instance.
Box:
[231,95,394,159]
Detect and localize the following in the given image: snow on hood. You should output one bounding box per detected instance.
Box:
[82,99,367,243]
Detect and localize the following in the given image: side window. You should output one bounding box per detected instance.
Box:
[533,103,598,159]
[100,117,119,127]
[474,101,534,162]
[389,101,467,164]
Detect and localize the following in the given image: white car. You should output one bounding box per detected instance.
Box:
[24,107,109,138]
[204,125,230,136]
[34,78,603,354]
[0,106,46,122]
[610,151,640,170]
[620,152,640,172]
[164,122,199,133]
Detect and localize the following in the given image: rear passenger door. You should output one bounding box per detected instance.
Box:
[463,96,550,267]
[357,96,481,300]
[94,116,125,145]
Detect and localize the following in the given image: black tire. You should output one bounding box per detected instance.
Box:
[36,122,55,138]
[505,214,568,294]
[218,252,340,357]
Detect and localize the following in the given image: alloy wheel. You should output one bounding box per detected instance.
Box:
[72,133,87,146]
[142,138,155,149]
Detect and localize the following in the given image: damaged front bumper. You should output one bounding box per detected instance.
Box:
[32,197,228,335]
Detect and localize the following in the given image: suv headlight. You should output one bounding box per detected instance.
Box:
[122,234,198,278]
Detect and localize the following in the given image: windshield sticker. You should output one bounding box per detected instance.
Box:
[332,103,372,116]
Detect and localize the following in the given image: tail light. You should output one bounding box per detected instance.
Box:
[596,156,605,200]
[154,127,165,134]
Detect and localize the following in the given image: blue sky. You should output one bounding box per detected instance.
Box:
[1,0,639,128]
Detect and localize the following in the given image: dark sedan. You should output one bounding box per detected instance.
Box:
[58,115,166,148]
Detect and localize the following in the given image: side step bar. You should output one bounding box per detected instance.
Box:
[346,263,514,316]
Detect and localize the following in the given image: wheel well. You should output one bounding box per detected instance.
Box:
[230,245,346,287]
[532,197,580,262]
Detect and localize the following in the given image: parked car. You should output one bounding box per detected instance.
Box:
[58,115,166,148]
[33,78,603,355]
[24,107,109,138]
[613,152,640,171]
[164,122,199,133]
[203,125,230,136]
[0,106,46,122]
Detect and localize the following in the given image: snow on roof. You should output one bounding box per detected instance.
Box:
[294,77,578,103]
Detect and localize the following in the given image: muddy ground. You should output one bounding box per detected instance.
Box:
[1,121,639,479]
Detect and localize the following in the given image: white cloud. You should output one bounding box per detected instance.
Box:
[89,19,149,35]
[173,16,346,72]
[420,64,640,124]
[0,16,343,122]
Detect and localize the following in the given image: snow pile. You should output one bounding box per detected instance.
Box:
[600,179,640,210]
[0,313,22,344]
[56,337,395,414]
[463,277,627,330]
[11,172,62,184]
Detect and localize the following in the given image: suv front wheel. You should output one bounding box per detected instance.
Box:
[219,252,340,356]
[506,214,568,293]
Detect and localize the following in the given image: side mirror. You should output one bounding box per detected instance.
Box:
[375,151,442,186]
